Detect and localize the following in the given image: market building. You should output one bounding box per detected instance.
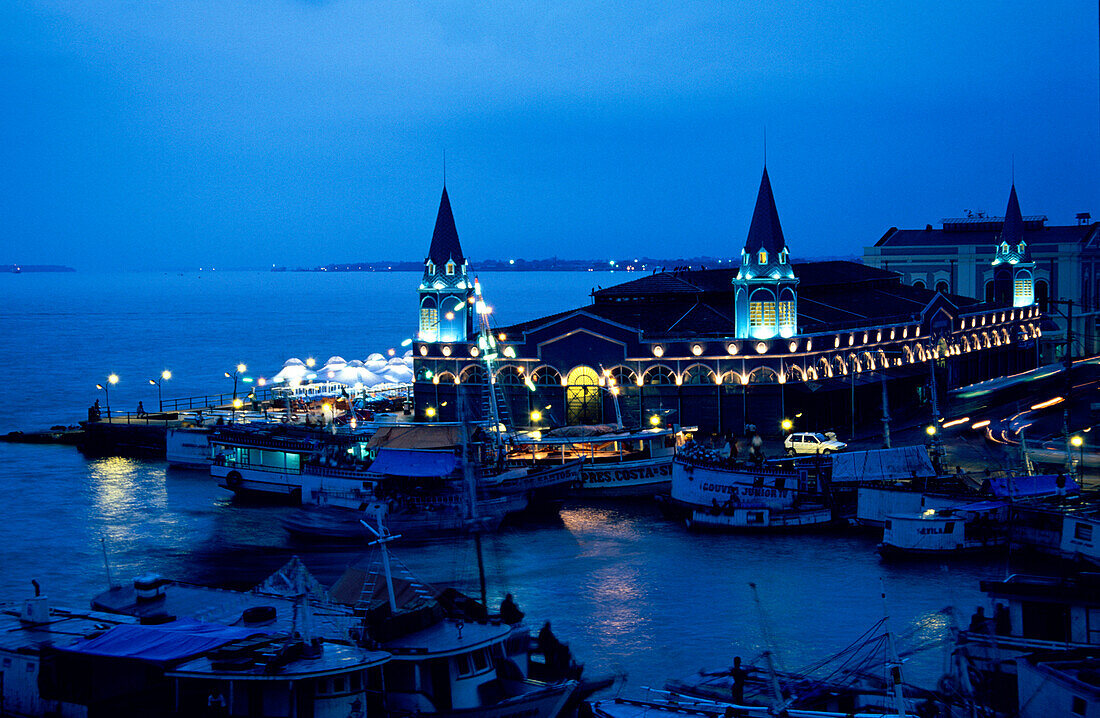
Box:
[411,171,1044,436]
[864,187,1098,358]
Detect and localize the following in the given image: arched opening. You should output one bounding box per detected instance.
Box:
[434,371,456,384]
[565,366,601,425]
[749,288,777,339]
[935,280,949,294]
[608,365,638,388]
[459,364,487,386]
[778,287,796,336]
[495,366,525,385]
[681,364,716,385]
[530,366,562,386]
[913,279,927,290]
[1035,279,1049,312]
[419,296,439,339]
[643,365,677,385]
[1014,269,1034,307]
[984,280,995,303]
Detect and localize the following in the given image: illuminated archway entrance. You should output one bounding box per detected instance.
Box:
[565,365,601,425]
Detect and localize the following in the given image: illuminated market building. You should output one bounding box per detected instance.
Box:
[411,171,1044,435]
[865,185,1099,357]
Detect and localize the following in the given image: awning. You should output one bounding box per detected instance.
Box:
[58,618,267,664]
[369,447,458,477]
[990,474,1080,498]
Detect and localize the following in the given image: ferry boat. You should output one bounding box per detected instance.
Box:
[666,451,833,530]
[166,425,213,469]
[1008,495,1100,566]
[506,425,687,497]
[877,500,1009,557]
[209,425,377,502]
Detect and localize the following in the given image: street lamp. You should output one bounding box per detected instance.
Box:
[1072,434,1085,478]
[926,425,937,436]
[530,409,542,426]
[224,363,247,399]
[781,418,793,434]
[232,398,243,423]
[425,406,437,421]
[148,369,171,412]
[95,373,119,420]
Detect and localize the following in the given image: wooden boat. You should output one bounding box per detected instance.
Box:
[666,452,834,530]
[877,500,1009,557]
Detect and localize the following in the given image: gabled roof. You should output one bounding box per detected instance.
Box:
[743,167,787,256]
[427,187,464,267]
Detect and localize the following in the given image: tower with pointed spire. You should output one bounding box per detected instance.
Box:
[732,167,799,339]
[418,186,473,342]
[990,184,1035,308]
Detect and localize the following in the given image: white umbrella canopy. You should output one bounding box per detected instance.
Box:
[273,358,310,383]
[366,353,386,362]
[364,356,388,373]
[318,356,348,381]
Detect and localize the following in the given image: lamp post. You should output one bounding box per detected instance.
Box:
[95,373,119,420]
[1071,434,1085,480]
[224,363,247,400]
[148,370,171,412]
[530,409,542,428]
[232,398,243,424]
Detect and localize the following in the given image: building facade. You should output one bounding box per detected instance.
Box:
[864,186,1098,358]
[411,172,1043,437]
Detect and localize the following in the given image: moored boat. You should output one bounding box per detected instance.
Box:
[666,452,833,530]
[506,425,688,497]
[878,500,1009,558]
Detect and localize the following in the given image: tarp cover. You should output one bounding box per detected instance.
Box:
[367,425,461,449]
[369,447,458,477]
[989,474,1080,498]
[59,618,266,664]
[830,445,936,484]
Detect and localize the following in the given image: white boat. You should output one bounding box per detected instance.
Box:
[166,425,213,469]
[878,500,1009,557]
[667,453,833,530]
[507,425,687,497]
[210,426,377,501]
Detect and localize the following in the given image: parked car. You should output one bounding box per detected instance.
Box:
[783,432,846,455]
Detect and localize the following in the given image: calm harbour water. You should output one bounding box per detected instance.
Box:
[0,270,1000,693]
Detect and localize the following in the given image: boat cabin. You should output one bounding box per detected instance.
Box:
[880,501,1008,555]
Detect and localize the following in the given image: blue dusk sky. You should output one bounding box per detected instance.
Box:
[1,2,1097,270]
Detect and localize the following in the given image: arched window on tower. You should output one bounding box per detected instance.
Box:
[427,262,436,275]
[419,297,439,339]
[778,288,796,337]
[758,250,768,264]
[446,262,455,275]
[913,279,926,290]
[1014,269,1034,308]
[748,288,777,339]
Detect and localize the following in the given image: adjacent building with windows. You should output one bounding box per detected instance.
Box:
[864,187,1099,358]
[411,171,1043,436]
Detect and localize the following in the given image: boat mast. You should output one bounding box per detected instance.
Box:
[359,515,400,613]
[748,582,787,709]
[880,580,908,718]
[458,390,489,611]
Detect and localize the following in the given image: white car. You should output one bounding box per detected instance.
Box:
[784,432,847,456]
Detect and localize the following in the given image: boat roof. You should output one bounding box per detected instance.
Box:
[887,500,1008,519]
[384,617,512,659]
[91,582,360,639]
[0,603,135,655]
[980,573,1100,605]
[167,640,391,680]
[54,617,271,664]
[512,426,683,445]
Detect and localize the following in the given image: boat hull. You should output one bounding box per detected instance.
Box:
[575,456,673,497]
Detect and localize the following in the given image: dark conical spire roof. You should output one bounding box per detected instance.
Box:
[1001,184,1024,248]
[427,187,464,267]
[744,167,787,255]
